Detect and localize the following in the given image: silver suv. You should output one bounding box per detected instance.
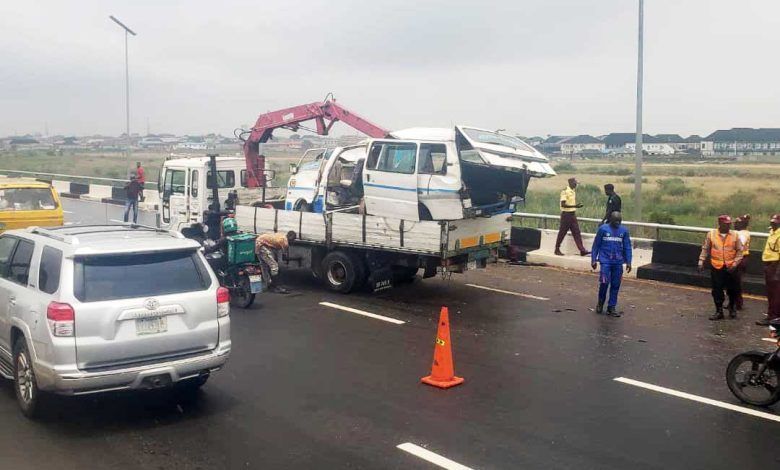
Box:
[0,225,231,417]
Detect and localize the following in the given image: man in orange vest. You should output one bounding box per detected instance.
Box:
[698,214,744,320]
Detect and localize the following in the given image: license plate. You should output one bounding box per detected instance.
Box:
[467,260,477,271]
[136,316,167,335]
[249,275,263,294]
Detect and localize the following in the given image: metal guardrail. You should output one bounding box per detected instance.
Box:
[513,212,769,241]
[0,169,159,189]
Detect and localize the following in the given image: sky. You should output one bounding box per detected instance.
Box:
[2,0,780,138]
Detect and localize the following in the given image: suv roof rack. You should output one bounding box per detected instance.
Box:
[28,227,77,244]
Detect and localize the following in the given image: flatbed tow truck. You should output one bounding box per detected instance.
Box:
[159,97,553,293]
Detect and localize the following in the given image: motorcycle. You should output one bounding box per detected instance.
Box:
[726,325,780,407]
[203,239,265,309]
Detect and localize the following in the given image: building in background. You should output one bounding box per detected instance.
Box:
[701,128,780,157]
[559,135,605,155]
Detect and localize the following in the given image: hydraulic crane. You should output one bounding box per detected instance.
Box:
[240,96,390,187]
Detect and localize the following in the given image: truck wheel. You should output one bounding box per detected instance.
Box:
[13,338,44,419]
[321,251,364,293]
[295,200,312,212]
[418,204,433,221]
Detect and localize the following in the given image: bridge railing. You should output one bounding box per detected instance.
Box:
[513,212,769,244]
[0,169,160,189]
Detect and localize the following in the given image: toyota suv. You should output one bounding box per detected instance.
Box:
[0,225,231,418]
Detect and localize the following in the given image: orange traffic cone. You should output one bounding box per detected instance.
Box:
[421,306,464,389]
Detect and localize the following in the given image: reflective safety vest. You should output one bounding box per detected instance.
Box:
[738,229,751,256]
[709,229,738,269]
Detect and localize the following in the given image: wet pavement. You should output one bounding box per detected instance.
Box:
[0,203,777,469]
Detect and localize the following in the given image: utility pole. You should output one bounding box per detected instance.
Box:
[109,15,136,175]
[634,0,644,221]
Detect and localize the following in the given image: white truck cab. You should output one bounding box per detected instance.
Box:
[285,126,554,221]
[158,156,253,232]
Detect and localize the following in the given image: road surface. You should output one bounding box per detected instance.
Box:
[0,199,776,469]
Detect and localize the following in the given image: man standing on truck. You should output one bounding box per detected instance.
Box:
[591,211,632,317]
[601,184,622,225]
[555,177,590,256]
[123,174,141,224]
[698,215,744,320]
[255,231,297,293]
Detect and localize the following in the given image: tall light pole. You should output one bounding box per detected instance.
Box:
[109,15,136,174]
[634,0,644,221]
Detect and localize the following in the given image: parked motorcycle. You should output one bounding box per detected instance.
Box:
[203,238,264,309]
[726,326,780,407]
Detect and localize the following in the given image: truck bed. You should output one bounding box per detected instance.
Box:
[234,206,510,258]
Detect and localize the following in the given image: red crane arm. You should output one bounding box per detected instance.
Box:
[242,99,390,187]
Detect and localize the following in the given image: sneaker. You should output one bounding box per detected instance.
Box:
[607,306,621,317]
[580,250,591,257]
[554,250,564,256]
[709,308,724,321]
[756,318,771,326]
[728,307,737,319]
[596,302,604,314]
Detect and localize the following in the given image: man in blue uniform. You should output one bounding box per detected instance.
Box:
[591,211,633,317]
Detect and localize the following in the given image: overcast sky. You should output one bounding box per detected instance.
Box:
[2,0,779,138]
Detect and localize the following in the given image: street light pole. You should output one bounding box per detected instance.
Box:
[109,15,136,174]
[634,0,644,221]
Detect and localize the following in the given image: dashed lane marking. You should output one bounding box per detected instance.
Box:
[319,302,405,325]
[466,283,549,301]
[397,443,474,470]
[614,377,780,423]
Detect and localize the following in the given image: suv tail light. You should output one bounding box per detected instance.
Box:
[217,287,230,317]
[47,302,75,337]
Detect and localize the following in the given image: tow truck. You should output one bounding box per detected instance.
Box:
[158,97,554,293]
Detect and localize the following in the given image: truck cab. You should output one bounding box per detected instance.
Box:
[158,156,252,232]
[285,126,555,221]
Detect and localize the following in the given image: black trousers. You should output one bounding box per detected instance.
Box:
[711,267,738,308]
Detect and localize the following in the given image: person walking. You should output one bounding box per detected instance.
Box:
[123,174,141,223]
[600,184,622,225]
[555,177,590,256]
[136,161,146,202]
[734,214,751,310]
[698,215,744,320]
[757,214,780,328]
[591,211,632,317]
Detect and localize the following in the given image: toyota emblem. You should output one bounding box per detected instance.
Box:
[144,298,160,310]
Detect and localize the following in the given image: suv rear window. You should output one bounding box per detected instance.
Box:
[74,250,211,302]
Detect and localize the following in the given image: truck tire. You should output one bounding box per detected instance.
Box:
[418,204,433,221]
[294,199,312,212]
[321,251,365,293]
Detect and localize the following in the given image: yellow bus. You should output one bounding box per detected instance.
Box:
[0,180,64,232]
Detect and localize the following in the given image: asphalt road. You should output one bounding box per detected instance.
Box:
[61,197,157,226]
[1,200,778,469]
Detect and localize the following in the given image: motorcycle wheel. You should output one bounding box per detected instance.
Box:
[230,277,256,309]
[726,352,780,407]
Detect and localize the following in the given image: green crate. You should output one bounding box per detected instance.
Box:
[227,233,257,265]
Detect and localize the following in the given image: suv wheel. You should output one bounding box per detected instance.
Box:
[14,338,43,419]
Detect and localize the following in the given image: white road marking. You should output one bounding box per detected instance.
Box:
[319,302,405,325]
[466,283,549,301]
[762,338,778,343]
[614,377,780,423]
[397,443,474,470]
[62,210,73,214]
